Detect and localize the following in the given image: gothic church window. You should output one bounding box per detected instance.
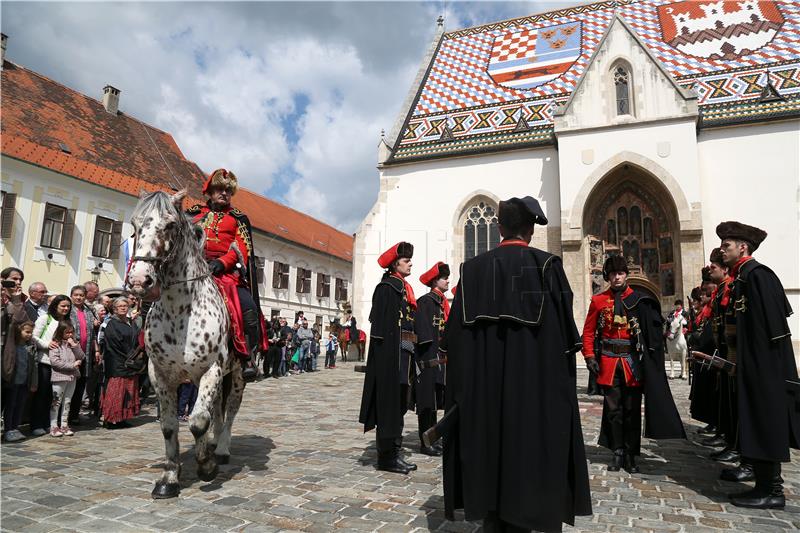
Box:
[614,65,632,116]
[463,201,499,260]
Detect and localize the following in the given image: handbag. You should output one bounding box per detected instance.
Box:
[124,330,148,374]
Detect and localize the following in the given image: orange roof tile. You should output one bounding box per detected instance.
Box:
[1,60,353,262]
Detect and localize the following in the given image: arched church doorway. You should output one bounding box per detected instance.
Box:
[583,163,682,309]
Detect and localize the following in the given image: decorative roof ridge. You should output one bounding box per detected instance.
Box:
[384,23,446,163]
[442,0,638,39]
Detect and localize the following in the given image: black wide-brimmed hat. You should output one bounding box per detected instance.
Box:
[498,196,548,228]
[602,255,628,280]
[716,221,767,252]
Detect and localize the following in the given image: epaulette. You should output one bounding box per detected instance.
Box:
[186,204,205,215]
[229,207,249,221]
[380,276,404,294]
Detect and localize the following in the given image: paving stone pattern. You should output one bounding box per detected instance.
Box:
[1,364,798,532]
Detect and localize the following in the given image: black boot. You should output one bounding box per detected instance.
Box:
[720,462,755,482]
[376,438,410,475]
[730,461,785,509]
[623,453,640,474]
[394,438,417,471]
[711,447,740,462]
[702,435,727,447]
[418,410,441,456]
[608,449,624,472]
[241,310,260,382]
[699,424,717,435]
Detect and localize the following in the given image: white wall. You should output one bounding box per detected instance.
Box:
[698,120,800,339]
[354,148,560,329]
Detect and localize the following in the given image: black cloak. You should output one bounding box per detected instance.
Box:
[734,259,800,462]
[359,274,409,439]
[413,291,446,411]
[441,245,592,531]
[598,291,686,453]
[688,318,719,426]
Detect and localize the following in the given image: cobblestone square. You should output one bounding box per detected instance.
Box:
[2,364,798,532]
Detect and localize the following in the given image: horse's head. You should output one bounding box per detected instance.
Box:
[667,313,684,339]
[126,189,190,301]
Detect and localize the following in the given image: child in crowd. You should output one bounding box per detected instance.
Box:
[325,333,338,369]
[2,321,38,442]
[177,380,198,422]
[49,321,85,437]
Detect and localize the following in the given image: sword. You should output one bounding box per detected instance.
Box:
[422,404,459,448]
[354,364,367,373]
[418,357,447,370]
[690,350,735,373]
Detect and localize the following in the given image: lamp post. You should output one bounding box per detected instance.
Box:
[91,263,102,283]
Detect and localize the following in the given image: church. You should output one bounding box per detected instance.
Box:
[353,0,800,346]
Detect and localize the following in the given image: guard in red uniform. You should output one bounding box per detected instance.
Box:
[186,169,266,381]
[582,255,685,473]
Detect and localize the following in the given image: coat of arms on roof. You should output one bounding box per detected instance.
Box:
[657,0,784,60]
[487,21,582,91]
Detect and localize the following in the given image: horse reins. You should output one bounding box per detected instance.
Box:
[127,229,212,290]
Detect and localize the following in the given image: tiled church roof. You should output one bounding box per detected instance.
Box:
[1,60,353,262]
[391,0,800,162]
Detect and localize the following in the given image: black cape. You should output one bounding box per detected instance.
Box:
[734,259,800,462]
[413,291,446,411]
[688,318,719,426]
[441,245,592,531]
[598,291,686,452]
[359,274,408,439]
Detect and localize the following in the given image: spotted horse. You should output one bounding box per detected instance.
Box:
[126,189,246,499]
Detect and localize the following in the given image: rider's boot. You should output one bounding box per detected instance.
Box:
[241,309,260,382]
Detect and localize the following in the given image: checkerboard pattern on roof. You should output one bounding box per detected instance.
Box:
[400,0,800,154]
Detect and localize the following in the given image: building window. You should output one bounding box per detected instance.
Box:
[91,216,123,259]
[1,191,17,239]
[317,273,330,298]
[272,262,290,289]
[270,309,281,321]
[296,267,312,294]
[335,278,348,302]
[614,65,631,115]
[254,256,266,285]
[463,201,499,261]
[40,203,76,250]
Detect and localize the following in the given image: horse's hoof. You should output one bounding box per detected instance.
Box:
[152,481,180,499]
[197,461,219,482]
[215,454,230,465]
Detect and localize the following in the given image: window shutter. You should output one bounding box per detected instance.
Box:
[61,208,77,250]
[109,221,124,259]
[272,263,281,289]
[1,193,17,239]
[255,257,265,285]
[296,268,302,293]
[316,274,323,296]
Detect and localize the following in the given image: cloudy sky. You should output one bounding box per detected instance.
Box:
[2,1,573,233]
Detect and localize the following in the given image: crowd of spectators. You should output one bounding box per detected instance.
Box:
[1,267,146,442]
[1,267,347,443]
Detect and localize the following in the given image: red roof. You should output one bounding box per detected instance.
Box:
[0,60,353,261]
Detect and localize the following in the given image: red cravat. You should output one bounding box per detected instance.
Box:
[432,287,450,321]
[391,272,416,309]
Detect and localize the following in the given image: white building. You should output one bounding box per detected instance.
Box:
[0,39,353,329]
[354,1,800,352]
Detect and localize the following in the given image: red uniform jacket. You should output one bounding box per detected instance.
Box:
[190,204,252,279]
[581,287,641,387]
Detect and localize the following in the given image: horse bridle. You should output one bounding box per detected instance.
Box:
[128,228,211,290]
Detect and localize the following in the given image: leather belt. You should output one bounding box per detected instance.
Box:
[601,342,630,354]
[401,331,418,343]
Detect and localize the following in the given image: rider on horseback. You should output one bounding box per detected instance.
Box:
[187,168,266,381]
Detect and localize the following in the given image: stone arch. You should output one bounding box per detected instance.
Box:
[451,190,502,271]
[568,151,695,232]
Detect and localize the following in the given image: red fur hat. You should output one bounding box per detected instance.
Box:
[419,262,450,286]
[377,242,414,269]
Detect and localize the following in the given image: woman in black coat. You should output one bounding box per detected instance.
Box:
[101,297,141,429]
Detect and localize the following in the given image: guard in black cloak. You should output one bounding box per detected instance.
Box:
[688,270,719,435]
[358,241,418,475]
[581,255,685,474]
[413,261,450,457]
[440,196,592,532]
[715,221,800,509]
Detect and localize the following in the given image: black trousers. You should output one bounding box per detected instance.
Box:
[68,375,86,422]
[719,373,739,450]
[417,408,438,443]
[602,364,643,454]
[375,385,408,441]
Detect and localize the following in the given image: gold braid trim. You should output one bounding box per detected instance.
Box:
[236,219,253,256]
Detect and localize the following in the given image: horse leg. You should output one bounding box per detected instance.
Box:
[191,361,222,482]
[216,358,245,463]
[151,369,181,499]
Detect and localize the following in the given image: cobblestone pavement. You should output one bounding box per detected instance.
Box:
[2,362,798,532]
